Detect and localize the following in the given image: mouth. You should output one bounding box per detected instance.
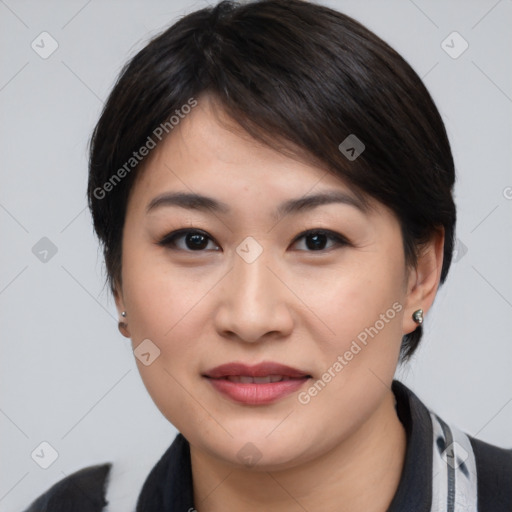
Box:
[203,362,312,405]
[219,375,303,383]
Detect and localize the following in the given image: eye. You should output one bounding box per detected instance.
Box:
[157,229,220,252]
[291,229,349,252]
[157,228,349,253]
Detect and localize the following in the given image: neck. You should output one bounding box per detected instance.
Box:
[190,389,407,512]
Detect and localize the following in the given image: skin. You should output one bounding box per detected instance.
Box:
[115,96,444,512]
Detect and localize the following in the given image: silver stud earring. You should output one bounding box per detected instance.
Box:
[121,311,127,317]
[412,309,423,325]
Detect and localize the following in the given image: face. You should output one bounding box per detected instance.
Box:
[116,97,421,470]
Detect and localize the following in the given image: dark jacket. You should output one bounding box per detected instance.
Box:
[23,380,512,511]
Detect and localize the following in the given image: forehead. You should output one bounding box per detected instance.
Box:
[129,99,368,211]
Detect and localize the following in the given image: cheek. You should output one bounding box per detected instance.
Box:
[121,242,213,339]
[308,260,405,342]
[122,264,210,431]
[119,245,211,405]
[293,264,405,432]
[300,256,407,400]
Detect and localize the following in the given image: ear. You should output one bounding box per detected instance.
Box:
[113,280,131,338]
[402,228,445,335]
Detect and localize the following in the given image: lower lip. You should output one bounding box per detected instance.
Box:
[205,377,309,405]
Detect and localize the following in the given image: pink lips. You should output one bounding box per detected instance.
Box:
[203,362,311,405]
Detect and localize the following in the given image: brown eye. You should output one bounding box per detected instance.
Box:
[291,229,349,252]
[157,229,220,252]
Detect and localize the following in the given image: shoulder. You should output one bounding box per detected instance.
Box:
[22,463,112,512]
[428,401,512,511]
[469,435,512,511]
[22,435,189,512]
[428,405,512,511]
[392,380,512,511]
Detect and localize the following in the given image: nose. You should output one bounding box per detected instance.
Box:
[213,247,294,344]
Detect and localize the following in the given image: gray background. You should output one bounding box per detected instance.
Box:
[1,0,511,510]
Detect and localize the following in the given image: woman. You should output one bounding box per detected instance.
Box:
[23,0,512,511]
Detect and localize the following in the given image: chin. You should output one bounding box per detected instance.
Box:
[189,423,320,471]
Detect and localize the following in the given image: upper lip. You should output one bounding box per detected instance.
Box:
[203,361,310,379]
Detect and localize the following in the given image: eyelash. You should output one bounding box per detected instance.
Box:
[156,228,350,253]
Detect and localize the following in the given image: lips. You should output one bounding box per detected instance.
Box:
[204,362,310,379]
[223,375,295,383]
[203,362,311,405]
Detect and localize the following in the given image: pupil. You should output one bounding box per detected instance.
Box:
[306,233,327,250]
[187,233,208,250]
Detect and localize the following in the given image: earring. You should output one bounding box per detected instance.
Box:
[118,311,129,337]
[412,309,423,325]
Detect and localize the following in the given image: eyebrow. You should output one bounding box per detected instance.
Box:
[146,190,369,219]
